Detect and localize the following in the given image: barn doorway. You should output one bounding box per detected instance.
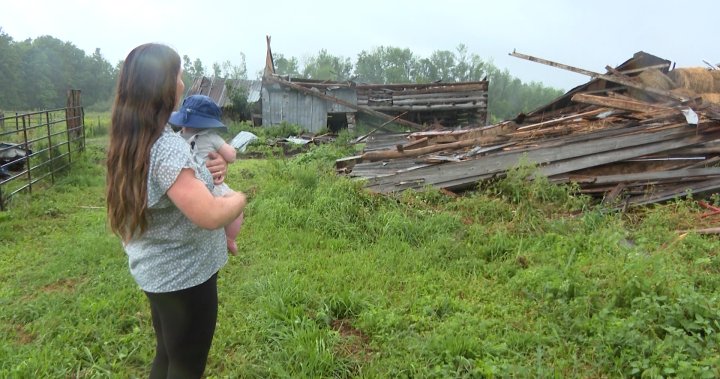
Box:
[327,112,355,133]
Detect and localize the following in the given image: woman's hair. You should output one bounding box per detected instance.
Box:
[106,43,181,241]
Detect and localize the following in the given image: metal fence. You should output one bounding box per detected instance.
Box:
[0,95,85,210]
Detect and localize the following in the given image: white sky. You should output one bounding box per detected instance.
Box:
[2,0,718,91]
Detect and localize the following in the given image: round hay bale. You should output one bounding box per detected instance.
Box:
[636,68,676,90]
[670,87,699,101]
[711,70,720,93]
[668,68,714,93]
[701,93,720,104]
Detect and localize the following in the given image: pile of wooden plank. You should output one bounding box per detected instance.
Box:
[336,51,720,207]
[356,82,488,127]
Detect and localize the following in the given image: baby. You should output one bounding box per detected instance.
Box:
[169,95,244,254]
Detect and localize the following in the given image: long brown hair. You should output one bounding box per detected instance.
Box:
[106,43,181,241]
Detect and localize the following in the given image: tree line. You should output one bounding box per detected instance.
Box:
[0,29,245,112]
[0,30,563,122]
[273,45,564,122]
[0,30,116,110]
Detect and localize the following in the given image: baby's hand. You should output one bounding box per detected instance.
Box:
[205,151,227,185]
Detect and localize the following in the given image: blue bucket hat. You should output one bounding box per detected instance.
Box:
[169,95,227,131]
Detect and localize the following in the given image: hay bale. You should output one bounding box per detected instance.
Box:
[636,68,676,90]
[671,87,699,99]
[668,68,715,93]
[712,70,720,93]
[626,68,677,102]
[701,93,720,104]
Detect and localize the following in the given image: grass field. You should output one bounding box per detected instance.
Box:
[1,133,720,378]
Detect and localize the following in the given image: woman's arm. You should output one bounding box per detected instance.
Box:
[167,168,246,229]
[206,151,228,185]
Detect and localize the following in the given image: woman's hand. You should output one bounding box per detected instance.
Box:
[206,151,228,185]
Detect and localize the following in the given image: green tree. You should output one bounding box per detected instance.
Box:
[452,44,485,82]
[212,62,222,78]
[413,45,486,83]
[355,46,416,83]
[221,53,247,79]
[486,64,563,123]
[182,55,193,76]
[0,28,22,109]
[227,83,250,120]
[301,49,352,81]
[192,58,205,78]
[0,32,116,110]
[22,45,56,108]
[181,55,195,90]
[273,53,300,77]
[415,50,456,83]
[82,48,116,107]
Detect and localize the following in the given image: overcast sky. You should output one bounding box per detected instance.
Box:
[2,0,717,91]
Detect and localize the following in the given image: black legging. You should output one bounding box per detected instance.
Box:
[144,272,218,379]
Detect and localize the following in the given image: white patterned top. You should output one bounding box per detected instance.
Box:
[124,126,227,293]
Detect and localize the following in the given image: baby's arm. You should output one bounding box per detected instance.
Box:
[217,143,236,164]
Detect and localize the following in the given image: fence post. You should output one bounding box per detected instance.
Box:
[65,89,83,158]
[45,111,55,183]
[80,97,86,152]
[21,115,31,195]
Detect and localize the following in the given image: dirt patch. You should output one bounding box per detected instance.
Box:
[40,278,81,293]
[330,318,373,362]
[13,324,35,344]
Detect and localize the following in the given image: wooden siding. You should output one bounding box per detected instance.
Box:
[262,84,327,132]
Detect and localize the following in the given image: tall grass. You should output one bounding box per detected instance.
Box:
[83,112,111,138]
[1,139,719,377]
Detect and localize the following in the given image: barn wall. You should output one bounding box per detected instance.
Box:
[262,84,328,132]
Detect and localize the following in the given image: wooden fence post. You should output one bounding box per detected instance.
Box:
[65,89,82,139]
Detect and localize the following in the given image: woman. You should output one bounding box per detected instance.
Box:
[106,43,246,379]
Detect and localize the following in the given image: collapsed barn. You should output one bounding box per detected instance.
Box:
[337,51,720,208]
[260,77,488,133]
[185,37,488,133]
[186,75,488,134]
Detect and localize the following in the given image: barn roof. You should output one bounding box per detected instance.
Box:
[185,76,261,107]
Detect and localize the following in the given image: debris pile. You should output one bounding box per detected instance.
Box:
[336,51,720,207]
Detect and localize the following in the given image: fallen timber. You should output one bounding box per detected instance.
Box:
[336,51,720,207]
